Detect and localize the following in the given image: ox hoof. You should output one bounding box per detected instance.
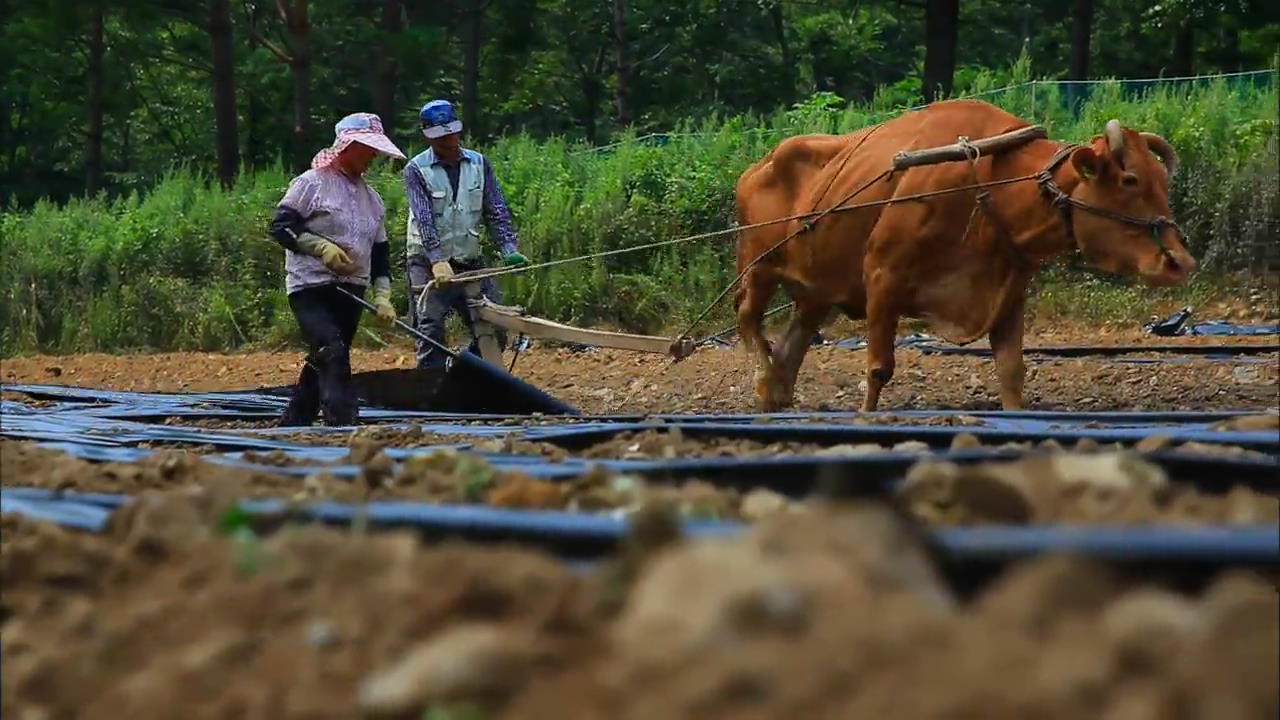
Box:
[753,383,789,412]
[758,393,793,413]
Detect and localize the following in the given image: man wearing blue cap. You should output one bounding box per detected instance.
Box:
[404,99,530,367]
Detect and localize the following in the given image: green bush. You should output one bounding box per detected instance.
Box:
[2,73,1275,354]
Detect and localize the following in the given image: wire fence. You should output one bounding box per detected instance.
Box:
[574,68,1278,154]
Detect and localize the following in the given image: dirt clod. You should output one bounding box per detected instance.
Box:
[359,623,546,715]
[1212,411,1280,432]
[899,452,1277,526]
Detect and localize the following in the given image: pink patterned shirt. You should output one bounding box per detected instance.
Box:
[277,167,388,294]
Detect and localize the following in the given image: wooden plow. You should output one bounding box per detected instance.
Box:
[411,280,697,366]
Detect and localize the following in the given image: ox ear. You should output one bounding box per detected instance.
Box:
[1070,146,1103,181]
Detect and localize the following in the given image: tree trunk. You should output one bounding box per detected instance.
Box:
[582,77,599,146]
[1069,0,1093,79]
[1019,2,1032,46]
[245,80,259,173]
[288,0,312,173]
[612,0,630,126]
[580,46,607,145]
[1172,22,1194,76]
[122,118,132,174]
[244,22,259,173]
[291,58,311,171]
[922,0,959,103]
[86,5,105,195]
[463,0,482,138]
[0,91,10,178]
[373,0,403,126]
[768,0,794,105]
[208,0,240,188]
[1221,24,1240,72]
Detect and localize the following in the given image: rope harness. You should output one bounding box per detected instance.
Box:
[1035,143,1185,257]
[954,135,1028,271]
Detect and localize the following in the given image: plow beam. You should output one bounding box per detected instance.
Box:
[470,298,695,360]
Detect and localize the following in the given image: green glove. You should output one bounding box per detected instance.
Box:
[502,251,530,267]
[371,277,396,325]
[296,233,359,275]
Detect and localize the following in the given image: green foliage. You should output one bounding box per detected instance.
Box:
[217,505,264,577]
[230,525,264,578]
[217,505,254,535]
[1027,268,1262,324]
[2,76,1275,354]
[457,456,499,503]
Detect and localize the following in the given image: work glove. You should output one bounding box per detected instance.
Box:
[296,233,359,275]
[502,251,531,267]
[431,261,455,282]
[371,277,396,325]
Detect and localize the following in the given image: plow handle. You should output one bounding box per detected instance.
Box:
[334,286,457,359]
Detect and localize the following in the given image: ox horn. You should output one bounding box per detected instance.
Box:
[1104,119,1126,168]
[1139,132,1180,178]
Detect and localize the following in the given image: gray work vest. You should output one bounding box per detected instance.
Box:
[406,148,486,262]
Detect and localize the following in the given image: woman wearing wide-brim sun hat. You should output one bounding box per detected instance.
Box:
[267,112,406,427]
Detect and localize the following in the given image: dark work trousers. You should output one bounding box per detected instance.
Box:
[410,258,506,368]
[281,282,366,427]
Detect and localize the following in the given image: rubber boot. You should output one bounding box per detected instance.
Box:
[316,342,359,427]
[280,359,321,426]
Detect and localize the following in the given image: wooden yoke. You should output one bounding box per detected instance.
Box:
[890,125,1047,172]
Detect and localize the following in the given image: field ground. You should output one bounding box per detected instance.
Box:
[4,323,1277,415]
[3,321,1278,720]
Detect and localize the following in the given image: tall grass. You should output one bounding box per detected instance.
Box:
[2,73,1275,354]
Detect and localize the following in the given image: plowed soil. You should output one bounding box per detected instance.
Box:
[0,440,771,520]
[258,425,1267,461]
[3,324,1277,414]
[5,438,1276,527]
[2,498,1277,720]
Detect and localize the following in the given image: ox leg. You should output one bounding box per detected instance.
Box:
[989,302,1027,411]
[770,302,828,409]
[861,297,899,413]
[735,270,782,411]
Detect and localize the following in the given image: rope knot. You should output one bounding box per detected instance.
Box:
[1039,178,1070,208]
[956,136,981,165]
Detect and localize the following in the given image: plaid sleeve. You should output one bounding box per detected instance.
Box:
[481,159,518,256]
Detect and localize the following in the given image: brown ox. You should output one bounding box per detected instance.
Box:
[734,99,1193,412]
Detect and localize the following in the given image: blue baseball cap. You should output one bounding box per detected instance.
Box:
[419,100,463,139]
